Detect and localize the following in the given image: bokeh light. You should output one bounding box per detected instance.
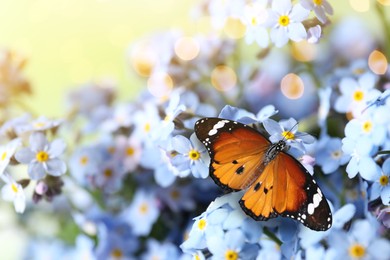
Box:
[368,50,388,75]
[291,41,317,62]
[131,41,156,77]
[280,73,304,99]
[147,71,173,99]
[211,65,237,92]
[377,0,390,6]
[349,0,370,12]
[223,17,246,39]
[174,37,200,61]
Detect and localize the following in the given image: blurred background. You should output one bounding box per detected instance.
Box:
[0,0,387,117]
[0,0,389,259]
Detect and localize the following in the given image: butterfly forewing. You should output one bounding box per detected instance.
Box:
[195,118,270,191]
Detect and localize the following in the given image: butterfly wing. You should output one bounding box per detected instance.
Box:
[240,152,332,231]
[194,118,270,191]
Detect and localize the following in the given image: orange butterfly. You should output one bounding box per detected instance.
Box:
[194,118,332,231]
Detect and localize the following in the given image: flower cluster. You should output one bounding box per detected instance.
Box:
[0,0,390,259]
[198,0,332,47]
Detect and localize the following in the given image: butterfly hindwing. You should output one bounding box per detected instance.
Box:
[239,151,332,231]
[195,118,270,191]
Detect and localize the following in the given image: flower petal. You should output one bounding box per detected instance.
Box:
[172,135,192,154]
[15,148,35,164]
[30,132,48,152]
[288,22,307,42]
[48,139,67,157]
[45,159,67,176]
[28,162,46,180]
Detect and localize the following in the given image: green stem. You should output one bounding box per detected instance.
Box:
[263,226,283,246]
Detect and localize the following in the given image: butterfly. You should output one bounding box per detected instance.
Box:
[194,117,332,231]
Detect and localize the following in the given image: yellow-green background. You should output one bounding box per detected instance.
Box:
[0,0,387,117]
[0,0,198,117]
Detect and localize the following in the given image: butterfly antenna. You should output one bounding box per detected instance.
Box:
[281,121,299,142]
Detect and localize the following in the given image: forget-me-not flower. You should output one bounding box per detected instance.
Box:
[1,172,26,213]
[370,158,390,205]
[316,136,350,174]
[172,133,210,179]
[0,138,21,175]
[15,132,67,180]
[122,189,159,236]
[266,0,310,47]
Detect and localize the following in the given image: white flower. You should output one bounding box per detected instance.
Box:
[0,138,21,175]
[307,25,322,43]
[241,1,269,48]
[301,0,333,24]
[1,172,26,213]
[267,0,310,47]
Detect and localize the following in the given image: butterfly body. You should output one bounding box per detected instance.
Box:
[195,117,332,231]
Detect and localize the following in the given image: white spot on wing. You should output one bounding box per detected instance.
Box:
[313,193,322,208]
[308,203,314,215]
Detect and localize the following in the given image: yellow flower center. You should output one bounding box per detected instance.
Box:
[126,147,135,156]
[107,146,115,154]
[353,90,364,101]
[331,150,342,159]
[282,131,295,140]
[1,151,7,161]
[251,17,258,26]
[144,122,151,133]
[34,122,46,128]
[313,0,322,5]
[380,175,389,186]
[139,202,149,214]
[170,190,180,200]
[104,169,113,178]
[11,183,18,193]
[362,121,372,133]
[197,219,207,230]
[349,243,366,258]
[278,15,290,27]
[80,156,89,165]
[188,149,200,160]
[36,151,49,162]
[111,248,123,258]
[225,249,238,260]
[194,254,201,260]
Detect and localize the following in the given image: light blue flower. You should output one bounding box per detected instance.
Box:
[172,133,210,179]
[256,235,282,260]
[121,189,159,236]
[316,136,350,174]
[15,132,67,180]
[219,105,278,124]
[342,136,380,181]
[140,141,178,187]
[158,185,196,213]
[152,90,186,141]
[370,158,390,205]
[263,118,315,153]
[344,112,387,146]
[207,229,258,260]
[141,239,179,260]
[69,145,104,186]
[326,219,390,260]
[334,72,381,117]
